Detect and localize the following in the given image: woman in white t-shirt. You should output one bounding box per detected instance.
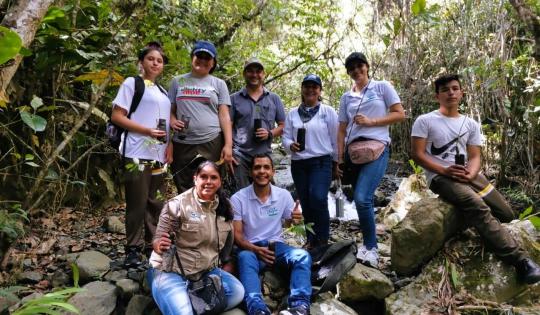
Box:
[337,52,405,268]
[111,42,172,267]
[282,74,338,249]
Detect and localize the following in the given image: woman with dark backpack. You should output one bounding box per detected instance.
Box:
[337,52,405,269]
[111,42,172,267]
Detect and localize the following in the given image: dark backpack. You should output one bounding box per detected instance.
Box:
[309,239,357,295]
[106,76,167,155]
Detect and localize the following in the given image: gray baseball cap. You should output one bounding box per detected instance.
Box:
[243,57,264,70]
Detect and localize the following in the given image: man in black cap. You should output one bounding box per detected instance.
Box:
[229,58,286,189]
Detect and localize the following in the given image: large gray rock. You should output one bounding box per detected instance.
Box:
[103,216,125,234]
[116,278,139,299]
[386,220,540,314]
[381,174,437,228]
[391,197,461,275]
[311,292,357,315]
[68,281,117,315]
[125,294,153,315]
[17,271,43,284]
[337,263,394,301]
[66,250,111,282]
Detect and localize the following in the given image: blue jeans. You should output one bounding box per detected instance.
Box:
[147,267,244,315]
[237,241,312,314]
[291,155,333,243]
[351,146,389,249]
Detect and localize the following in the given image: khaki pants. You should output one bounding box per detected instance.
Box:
[124,160,165,251]
[430,173,526,265]
[171,134,224,194]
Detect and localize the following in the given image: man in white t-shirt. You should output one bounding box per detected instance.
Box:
[230,154,311,315]
[411,74,540,285]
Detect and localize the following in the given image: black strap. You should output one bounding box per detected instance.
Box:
[121,76,145,158]
[175,214,221,278]
[344,79,371,147]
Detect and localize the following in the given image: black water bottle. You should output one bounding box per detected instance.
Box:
[253,118,262,142]
[156,118,167,143]
[296,127,306,151]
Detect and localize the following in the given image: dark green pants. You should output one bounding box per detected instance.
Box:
[430,173,526,265]
[170,134,224,194]
[124,160,165,251]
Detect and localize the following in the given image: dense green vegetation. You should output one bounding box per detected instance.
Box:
[0,0,538,248]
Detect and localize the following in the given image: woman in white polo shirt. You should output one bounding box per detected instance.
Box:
[337,52,405,268]
[282,74,338,249]
[111,42,171,267]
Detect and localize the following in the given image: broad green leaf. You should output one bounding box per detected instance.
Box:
[0,26,22,65]
[42,7,66,22]
[528,216,540,230]
[73,69,124,86]
[71,263,80,287]
[393,18,402,36]
[412,0,426,16]
[519,205,533,220]
[25,154,34,161]
[450,263,461,287]
[19,47,32,57]
[30,96,44,110]
[20,111,47,132]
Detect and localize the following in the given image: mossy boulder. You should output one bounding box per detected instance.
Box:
[386,220,540,314]
[391,197,461,276]
[337,263,394,301]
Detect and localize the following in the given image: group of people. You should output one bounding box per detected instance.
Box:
[110,40,540,315]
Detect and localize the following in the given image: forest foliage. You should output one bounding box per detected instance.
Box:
[0,0,538,228]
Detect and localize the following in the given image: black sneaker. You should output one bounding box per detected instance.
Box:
[516,258,540,284]
[279,304,310,315]
[124,246,143,268]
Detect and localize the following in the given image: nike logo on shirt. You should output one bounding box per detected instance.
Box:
[430,131,469,156]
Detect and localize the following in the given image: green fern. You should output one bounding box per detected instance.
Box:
[7,263,84,314]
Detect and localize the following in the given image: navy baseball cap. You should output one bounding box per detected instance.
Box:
[302,74,322,88]
[192,40,217,58]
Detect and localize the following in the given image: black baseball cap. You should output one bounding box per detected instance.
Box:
[345,52,369,70]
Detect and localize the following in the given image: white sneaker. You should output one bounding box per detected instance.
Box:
[356,245,379,268]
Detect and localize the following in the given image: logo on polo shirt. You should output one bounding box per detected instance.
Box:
[265,206,279,217]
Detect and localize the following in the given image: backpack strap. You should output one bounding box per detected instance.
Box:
[121,76,145,158]
[156,83,168,96]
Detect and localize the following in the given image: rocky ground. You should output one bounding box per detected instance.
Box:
[1,157,539,315]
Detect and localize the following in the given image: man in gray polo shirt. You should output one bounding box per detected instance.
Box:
[230,58,286,189]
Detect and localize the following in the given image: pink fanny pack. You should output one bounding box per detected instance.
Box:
[348,140,385,164]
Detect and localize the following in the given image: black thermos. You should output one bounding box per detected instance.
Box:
[253,118,262,142]
[296,127,306,151]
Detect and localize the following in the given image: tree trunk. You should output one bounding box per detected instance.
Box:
[509,0,540,61]
[0,0,55,98]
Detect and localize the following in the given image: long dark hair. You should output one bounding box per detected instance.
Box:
[138,41,168,64]
[194,161,233,221]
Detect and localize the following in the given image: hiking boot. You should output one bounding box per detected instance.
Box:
[356,245,379,268]
[515,258,540,284]
[279,304,310,315]
[124,246,143,268]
